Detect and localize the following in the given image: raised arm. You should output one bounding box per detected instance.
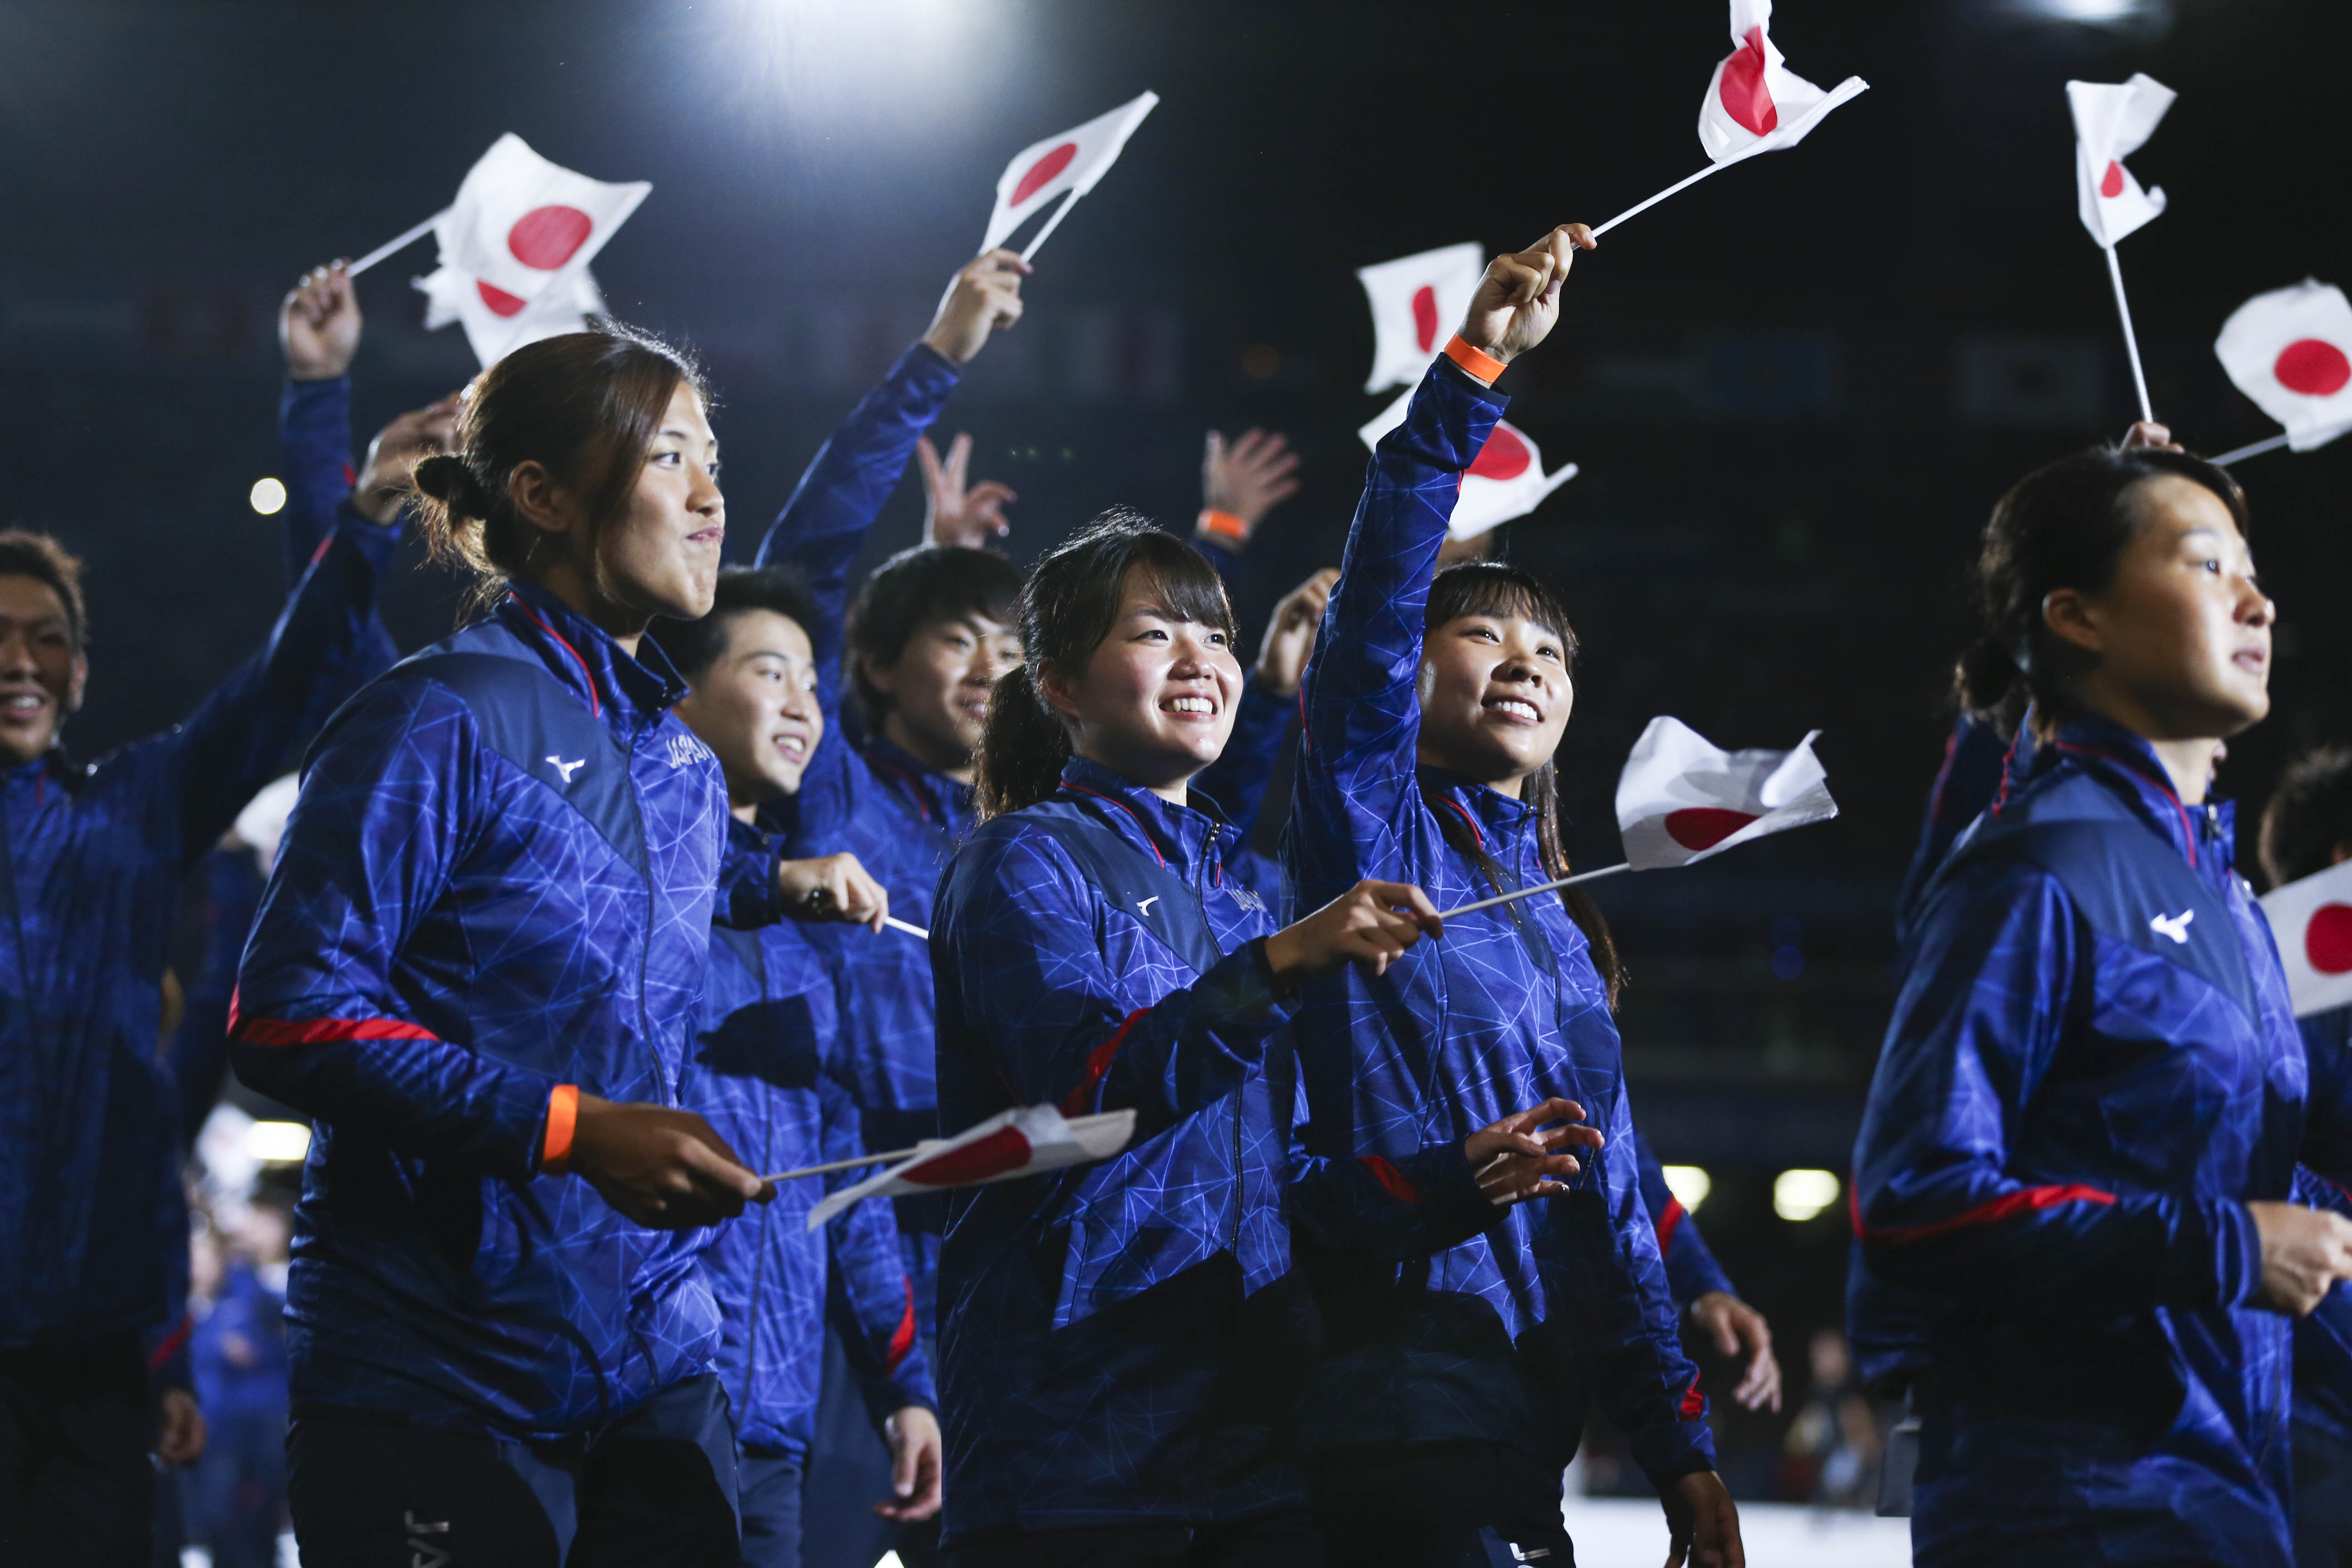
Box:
[277,263,363,576]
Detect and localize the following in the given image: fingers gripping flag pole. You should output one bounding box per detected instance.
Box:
[2068,75,2176,424]
[1593,0,1867,239]
[791,1106,1139,1227]
[1436,718,1838,921]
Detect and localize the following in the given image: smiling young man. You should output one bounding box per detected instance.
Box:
[0,461,403,1563]
[651,566,942,1568]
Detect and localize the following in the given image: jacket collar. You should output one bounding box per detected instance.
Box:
[863,731,975,832]
[1055,754,1235,877]
[498,582,687,731]
[1417,764,1541,862]
[2006,708,2230,873]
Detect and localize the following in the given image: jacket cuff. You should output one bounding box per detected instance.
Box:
[1401,1142,1506,1250]
[1238,937,1300,1010]
[2202,1197,2264,1309]
[895,340,965,403]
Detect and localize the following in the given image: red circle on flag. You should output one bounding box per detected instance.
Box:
[1719,28,1779,137]
[2099,161,2126,199]
[1467,426,1532,483]
[2274,338,2352,398]
[507,205,595,271]
[1664,807,1760,851]
[902,1126,1033,1186]
[476,279,527,318]
[1411,285,1440,354]
[2308,903,2352,975]
[1011,143,1078,207]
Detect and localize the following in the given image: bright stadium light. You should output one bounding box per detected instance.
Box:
[248,1120,312,1163]
[1774,1168,1840,1222]
[1662,1165,1712,1213]
[249,477,287,516]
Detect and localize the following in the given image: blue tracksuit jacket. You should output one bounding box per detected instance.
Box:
[1634,1131,1735,1308]
[231,583,786,1438]
[278,375,402,678]
[754,341,966,1326]
[686,817,935,1457]
[1852,711,2352,1566]
[0,513,399,1353]
[2294,1007,2352,1449]
[1282,358,1714,1487]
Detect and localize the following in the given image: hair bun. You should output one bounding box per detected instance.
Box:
[412,453,490,514]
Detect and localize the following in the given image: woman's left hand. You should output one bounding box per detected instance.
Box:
[876,1405,944,1521]
[1455,224,1595,373]
[1463,1096,1603,1206]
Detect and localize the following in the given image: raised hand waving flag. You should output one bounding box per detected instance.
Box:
[432,134,648,309]
[1359,391,1576,541]
[979,92,1159,262]
[800,1105,1137,1230]
[415,261,605,371]
[2212,279,2352,463]
[1357,243,1488,393]
[2066,74,2175,421]
[2260,859,2352,1018]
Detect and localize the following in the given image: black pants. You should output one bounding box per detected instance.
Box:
[945,1509,1322,1568]
[0,1333,157,1568]
[287,1373,740,1567]
[1309,1441,1573,1568]
[2297,1416,2352,1568]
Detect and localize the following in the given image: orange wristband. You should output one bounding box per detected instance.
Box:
[542,1084,579,1176]
[1197,507,1249,542]
[1443,335,1507,385]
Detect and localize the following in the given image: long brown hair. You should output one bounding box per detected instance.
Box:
[975,510,1235,819]
[411,323,706,616]
[1424,560,1627,1006]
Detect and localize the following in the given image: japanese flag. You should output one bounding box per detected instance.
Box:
[1616,716,1838,870]
[980,92,1159,254]
[1697,0,1868,165]
[415,263,604,371]
[2068,75,2173,248]
[806,1106,1137,1230]
[2259,860,2352,1017]
[432,134,648,308]
[1358,391,1577,541]
[1357,242,1486,394]
[2215,280,2352,453]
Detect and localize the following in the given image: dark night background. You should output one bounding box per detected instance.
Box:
[4,0,2347,1504]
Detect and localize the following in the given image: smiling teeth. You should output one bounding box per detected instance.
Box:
[1492,700,1537,720]
[1169,697,1213,713]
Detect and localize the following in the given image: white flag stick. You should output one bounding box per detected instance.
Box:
[762,1144,926,1184]
[1019,191,1083,263]
[884,915,929,940]
[1595,78,1867,238]
[346,211,448,278]
[1592,157,1754,238]
[2210,431,2293,466]
[1440,862,1630,920]
[2103,244,2155,424]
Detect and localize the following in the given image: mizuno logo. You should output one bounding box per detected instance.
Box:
[546,755,586,784]
[2150,909,2195,944]
[1137,896,1160,916]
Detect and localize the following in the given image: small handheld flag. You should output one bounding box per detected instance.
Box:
[2213,280,2352,464]
[980,93,1159,263]
[415,262,603,371]
[432,134,649,309]
[1359,391,1576,541]
[2067,74,2175,423]
[1357,243,1488,394]
[799,1105,1137,1229]
[2260,859,2352,1018]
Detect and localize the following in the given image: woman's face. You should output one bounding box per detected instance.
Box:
[2054,474,2274,739]
[1415,609,1574,795]
[1045,566,1240,798]
[600,381,726,623]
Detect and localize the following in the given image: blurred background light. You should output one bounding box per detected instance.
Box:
[248,477,286,515]
[1662,1165,1713,1212]
[1773,1168,1841,1222]
[247,1120,311,1163]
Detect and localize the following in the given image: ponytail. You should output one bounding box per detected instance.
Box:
[975,666,1075,819]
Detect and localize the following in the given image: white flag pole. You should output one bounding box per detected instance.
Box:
[2102,243,2156,424]
[2210,431,2293,466]
[1019,191,1083,263]
[761,1145,924,1184]
[884,915,930,940]
[1592,159,1751,238]
[1439,862,1630,920]
[346,211,449,278]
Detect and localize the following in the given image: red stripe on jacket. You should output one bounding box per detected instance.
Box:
[1358,1155,1419,1203]
[1852,1181,2117,1244]
[1061,1009,1150,1117]
[228,988,438,1046]
[1655,1195,1687,1254]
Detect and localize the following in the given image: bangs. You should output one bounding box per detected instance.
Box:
[1426,562,1576,658]
[1122,538,1236,641]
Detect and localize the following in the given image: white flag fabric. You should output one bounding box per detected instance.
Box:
[1357,242,1487,394]
[433,134,648,307]
[2259,860,2352,1017]
[2215,280,2352,453]
[980,93,1159,254]
[1696,0,1868,165]
[1616,716,1838,870]
[2068,75,2174,248]
[806,1105,1137,1230]
[416,263,604,371]
[1358,392,1577,541]
[231,773,302,876]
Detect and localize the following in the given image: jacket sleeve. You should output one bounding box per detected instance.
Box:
[166,849,269,1149]
[161,518,403,868]
[931,829,1293,1140]
[229,680,559,1181]
[821,1065,936,1424]
[1634,1128,1736,1307]
[1192,674,1294,846]
[1287,1131,1499,1263]
[1854,858,2263,1315]
[277,377,355,580]
[1291,360,1504,892]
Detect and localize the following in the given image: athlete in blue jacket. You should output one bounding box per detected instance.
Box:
[651,565,942,1568]
[1284,227,1735,1567]
[230,325,842,1567]
[1854,440,2352,1565]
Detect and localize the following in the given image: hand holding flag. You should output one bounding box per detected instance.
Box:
[794,1105,1139,1229]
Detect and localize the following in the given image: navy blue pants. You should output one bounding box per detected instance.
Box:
[738,1451,804,1568]
[0,1333,155,1568]
[943,1511,1322,1568]
[2296,1416,2352,1568]
[285,1373,740,1567]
